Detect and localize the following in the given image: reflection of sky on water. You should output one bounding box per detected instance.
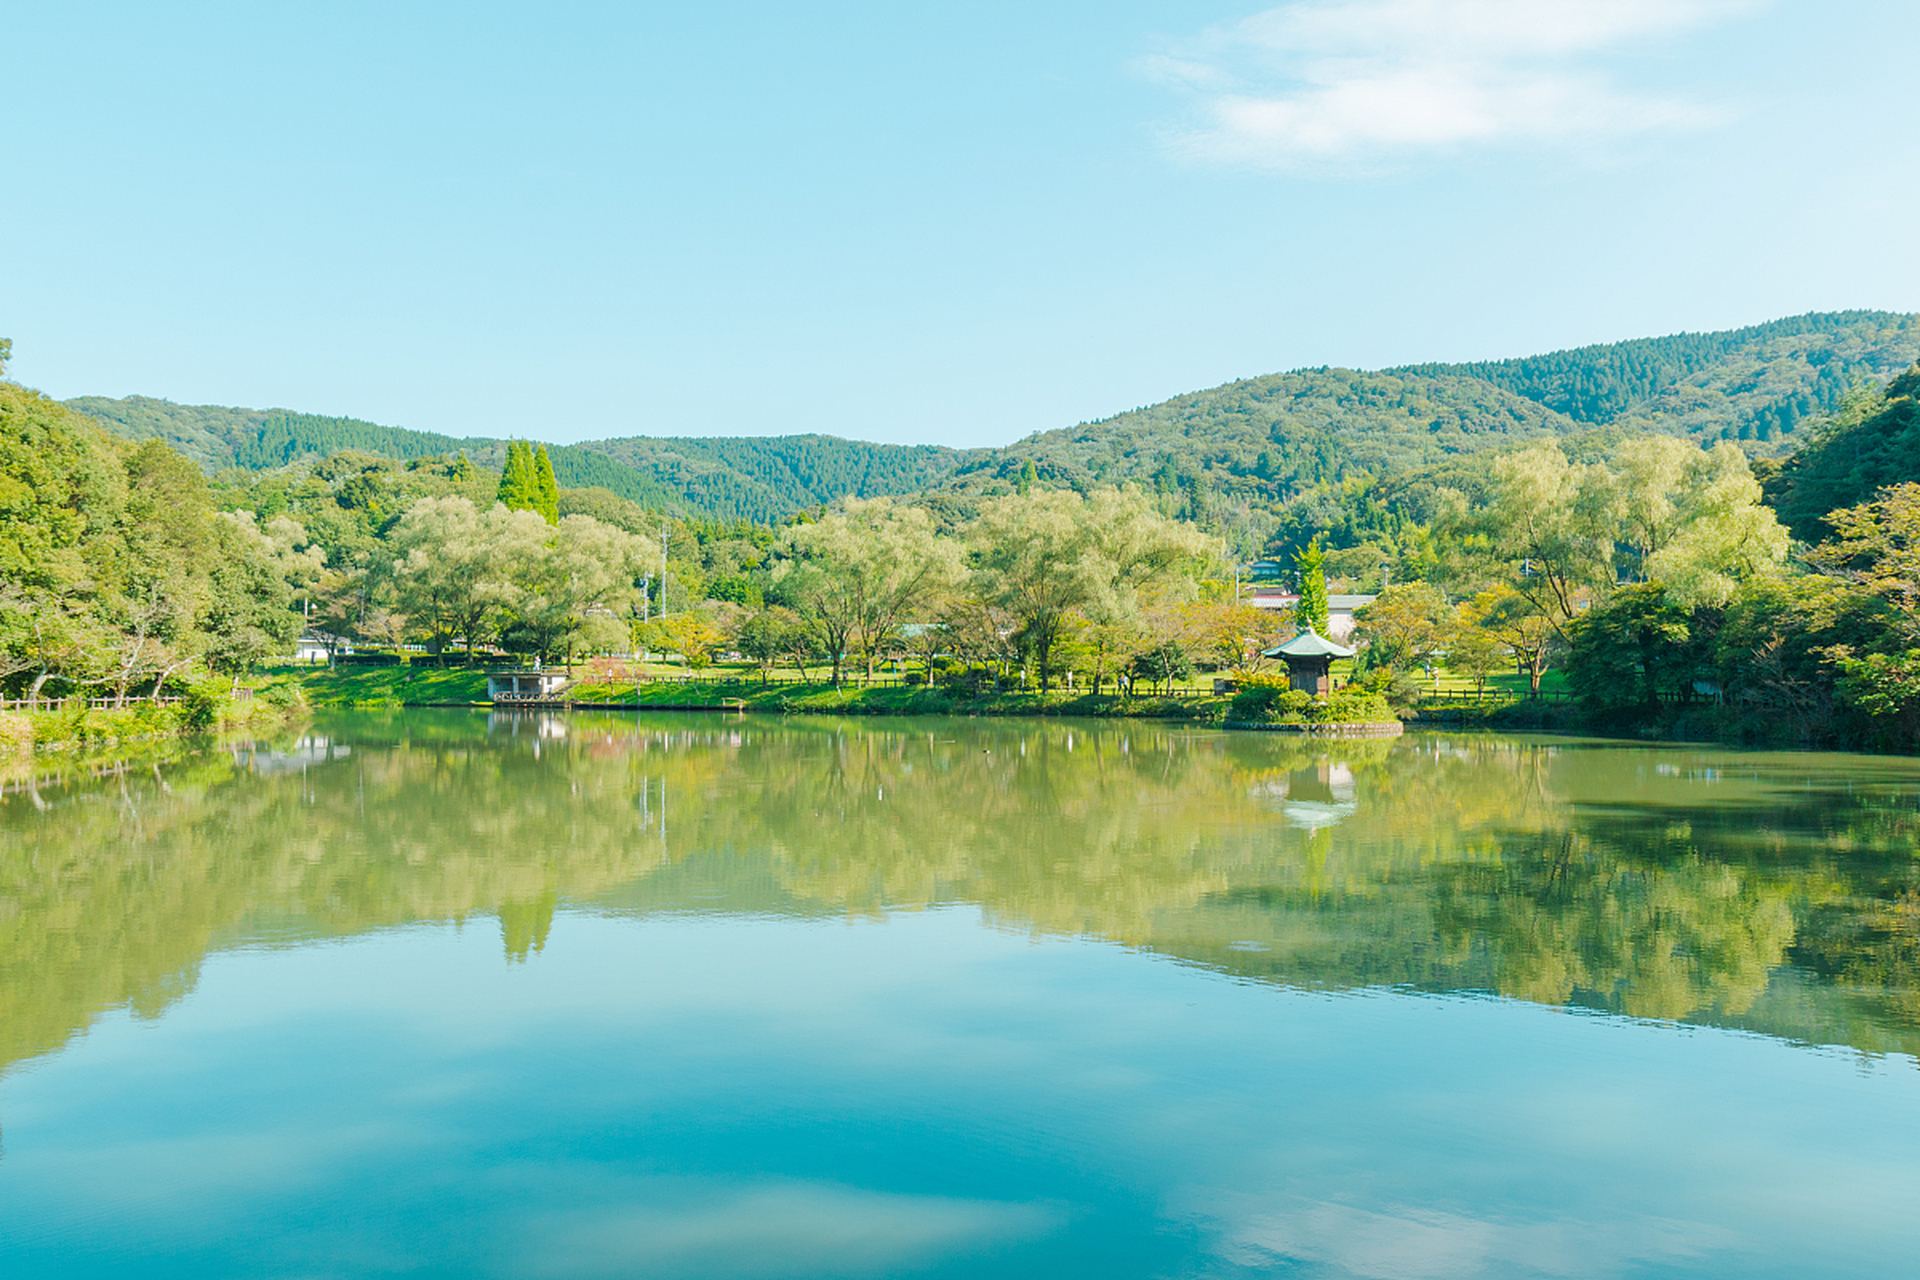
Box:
[4,911,1916,1279]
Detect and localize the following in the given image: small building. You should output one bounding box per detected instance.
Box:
[1246,587,1300,613]
[291,634,331,663]
[1326,594,1377,641]
[1243,591,1375,641]
[487,669,570,703]
[1264,628,1356,697]
[290,632,350,663]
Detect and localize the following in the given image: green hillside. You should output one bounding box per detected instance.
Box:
[1397,310,1920,454]
[933,367,1580,509]
[65,396,971,522]
[575,434,979,523]
[1764,363,1920,541]
[927,314,1920,523]
[65,310,1920,530]
[63,394,276,472]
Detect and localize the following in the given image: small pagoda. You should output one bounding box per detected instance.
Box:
[1263,627,1355,697]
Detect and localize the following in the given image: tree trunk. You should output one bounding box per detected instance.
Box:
[1034,616,1058,693]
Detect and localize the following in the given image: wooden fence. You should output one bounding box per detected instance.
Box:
[1,697,185,713]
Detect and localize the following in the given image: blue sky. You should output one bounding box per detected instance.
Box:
[3,1,1916,448]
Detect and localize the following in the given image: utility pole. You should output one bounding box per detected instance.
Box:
[659,519,669,620]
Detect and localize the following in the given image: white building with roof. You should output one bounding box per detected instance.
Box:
[1244,591,1377,641]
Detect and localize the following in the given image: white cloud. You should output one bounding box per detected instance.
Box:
[1148,0,1755,168]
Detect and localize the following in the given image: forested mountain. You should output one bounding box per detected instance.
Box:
[63,395,283,472]
[66,396,691,512]
[64,310,1920,531]
[1397,310,1920,453]
[66,397,973,522]
[1764,363,1920,541]
[932,367,1577,510]
[915,311,1920,558]
[575,435,978,524]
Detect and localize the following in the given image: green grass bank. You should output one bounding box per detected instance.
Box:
[0,685,304,759]
[268,663,1240,721]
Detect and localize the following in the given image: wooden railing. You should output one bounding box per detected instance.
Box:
[2,697,185,712]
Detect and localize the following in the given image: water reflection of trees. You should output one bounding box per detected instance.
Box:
[3,716,1918,1080]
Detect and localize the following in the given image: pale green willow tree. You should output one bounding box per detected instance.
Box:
[505,513,657,664]
[969,486,1215,692]
[1457,444,1618,642]
[778,497,963,686]
[1460,439,1786,642]
[1612,436,1697,574]
[389,498,546,663]
[220,511,327,612]
[1639,443,1788,608]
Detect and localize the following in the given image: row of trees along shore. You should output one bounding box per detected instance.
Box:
[1,363,307,721]
[9,339,1920,748]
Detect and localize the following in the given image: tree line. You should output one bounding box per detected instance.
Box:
[1310,366,1920,749]
[307,479,1277,695]
[0,376,306,705]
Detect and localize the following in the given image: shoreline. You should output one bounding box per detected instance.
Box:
[0,694,303,761]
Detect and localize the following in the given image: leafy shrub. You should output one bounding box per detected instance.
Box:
[0,712,31,757]
[256,681,307,709]
[1230,683,1312,722]
[903,688,953,714]
[183,682,226,729]
[1312,690,1396,723]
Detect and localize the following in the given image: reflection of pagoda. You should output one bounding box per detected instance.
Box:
[1285,761,1357,829]
[1263,627,1356,696]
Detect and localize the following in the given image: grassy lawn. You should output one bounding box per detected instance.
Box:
[274,657,1575,718]
[264,664,491,706]
[1426,665,1571,697]
[270,661,1233,720]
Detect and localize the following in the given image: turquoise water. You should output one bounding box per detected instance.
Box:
[2,712,1917,1277]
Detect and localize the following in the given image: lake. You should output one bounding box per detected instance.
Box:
[2,711,1917,1278]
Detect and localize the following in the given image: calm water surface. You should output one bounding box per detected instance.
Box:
[3,712,1918,1278]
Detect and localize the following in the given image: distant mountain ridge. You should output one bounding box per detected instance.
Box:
[65,310,1920,524]
[1396,310,1920,446]
[65,395,978,522]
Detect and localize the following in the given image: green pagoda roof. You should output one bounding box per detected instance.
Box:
[1264,627,1356,660]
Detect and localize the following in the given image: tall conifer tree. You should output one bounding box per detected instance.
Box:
[533,445,560,525]
[1295,538,1330,635]
[496,441,543,515]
